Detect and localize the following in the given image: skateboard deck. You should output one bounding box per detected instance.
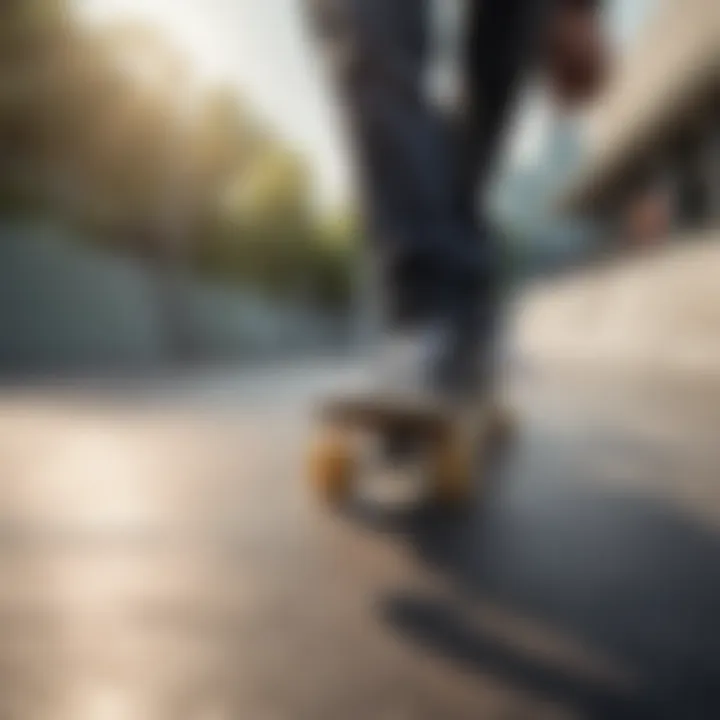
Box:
[320,392,457,436]
[308,390,514,508]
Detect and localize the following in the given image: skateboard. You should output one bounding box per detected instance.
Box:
[308,391,515,509]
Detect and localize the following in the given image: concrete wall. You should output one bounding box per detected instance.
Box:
[0,223,344,374]
[563,0,720,214]
[584,0,719,168]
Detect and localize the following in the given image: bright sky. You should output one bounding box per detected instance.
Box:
[77,0,658,208]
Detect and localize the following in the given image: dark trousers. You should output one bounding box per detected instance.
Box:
[309,0,542,328]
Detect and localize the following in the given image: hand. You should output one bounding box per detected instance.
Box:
[543,0,611,109]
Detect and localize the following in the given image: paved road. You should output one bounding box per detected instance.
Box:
[0,360,718,719]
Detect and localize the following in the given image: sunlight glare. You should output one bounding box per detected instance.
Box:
[78,0,234,81]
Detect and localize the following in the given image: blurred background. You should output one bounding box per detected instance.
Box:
[0,0,719,718]
[1,0,362,372]
[4,0,717,371]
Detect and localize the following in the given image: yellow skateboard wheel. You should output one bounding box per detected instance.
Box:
[308,427,356,505]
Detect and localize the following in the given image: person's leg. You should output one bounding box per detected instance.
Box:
[307,0,481,334]
[440,0,548,388]
[458,0,548,211]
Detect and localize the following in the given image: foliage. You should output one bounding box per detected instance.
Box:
[0,0,356,311]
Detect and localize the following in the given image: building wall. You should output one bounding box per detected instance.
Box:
[564,0,720,218]
[584,0,719,164]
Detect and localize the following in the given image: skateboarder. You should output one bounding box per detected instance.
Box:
[307,0,607,411]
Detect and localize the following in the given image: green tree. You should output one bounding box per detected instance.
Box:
[0,0,357,315]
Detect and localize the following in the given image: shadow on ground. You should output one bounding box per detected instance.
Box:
[347,410,720,719]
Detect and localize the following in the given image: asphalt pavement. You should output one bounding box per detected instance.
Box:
[0,359,718,719]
